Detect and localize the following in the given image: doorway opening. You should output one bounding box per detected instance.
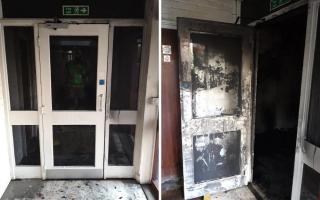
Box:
[252,6,307,199]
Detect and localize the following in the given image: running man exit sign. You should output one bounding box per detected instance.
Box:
[270,0,291,11]
[63,5,89,16]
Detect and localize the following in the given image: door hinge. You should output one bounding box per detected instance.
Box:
[37,36,40,47]
[41,106,45,114]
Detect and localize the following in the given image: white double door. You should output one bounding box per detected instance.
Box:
[38,24,109,179]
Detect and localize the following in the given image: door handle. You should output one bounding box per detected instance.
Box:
[98,94,103,112]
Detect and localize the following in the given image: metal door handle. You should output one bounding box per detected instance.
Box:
[98,94,103,111]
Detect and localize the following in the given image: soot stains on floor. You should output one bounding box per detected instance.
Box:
[161,186,256,200]
[1,180,147,200]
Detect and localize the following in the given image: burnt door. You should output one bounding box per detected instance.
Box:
[177,18,254,199]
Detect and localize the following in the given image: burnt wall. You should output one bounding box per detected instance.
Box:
[2,0,145,18]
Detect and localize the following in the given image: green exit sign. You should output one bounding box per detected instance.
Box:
[63,5,89,16]
[270,0,291,11]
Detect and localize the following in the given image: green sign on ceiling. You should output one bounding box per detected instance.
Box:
[63,5,89,16]
[270,0,291,11]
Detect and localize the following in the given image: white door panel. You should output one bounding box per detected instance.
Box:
[39,24,108,179]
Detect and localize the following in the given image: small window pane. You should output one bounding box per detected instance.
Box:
[50,36,98,111]
[53,125,95,166]
[12,125,40,165]
[300,164,320,200]
[193,131,241,183]
[4,27,37,110]
[190,33,242,118]
[307,12,320,146]
[110,27,143,110]
[108,125,135,166]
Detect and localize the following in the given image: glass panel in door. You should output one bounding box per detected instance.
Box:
[4,27,38,111]
[12,125,40,165]
[50,36,98,111]
[108,125,135,166]
[110,27,142,110]
[300,164,320,200]
[53,125,95,166]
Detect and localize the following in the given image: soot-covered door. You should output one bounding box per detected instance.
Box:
[177,18,254,199]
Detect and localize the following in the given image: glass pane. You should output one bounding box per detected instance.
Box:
[12,125,40,165]
[193,131,241,183]
[307,12,320,146]
[300,164,320,200]
[108,125,135,166]
[190,33,241,118]
[53,125,95,166]
[4,27,37,110]
[50,36,98,110]
[110,27,143,110]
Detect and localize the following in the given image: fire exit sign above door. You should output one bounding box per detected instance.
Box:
[63,5,89,16]
[270,0,291,11]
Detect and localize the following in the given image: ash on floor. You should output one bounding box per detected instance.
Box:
[1,180,147,200]
[162,186,256,200]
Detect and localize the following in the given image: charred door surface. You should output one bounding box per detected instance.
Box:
[177,18,254,199]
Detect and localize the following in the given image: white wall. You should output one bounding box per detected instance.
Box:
[0,65,11,197]
[162,0,241,29]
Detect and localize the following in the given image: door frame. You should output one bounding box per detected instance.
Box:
[242,0,313,198]
[0,18,156,182]
[249,0,320,198]
[291,0,320,199]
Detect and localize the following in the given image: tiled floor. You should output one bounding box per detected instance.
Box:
[1,180,150,200]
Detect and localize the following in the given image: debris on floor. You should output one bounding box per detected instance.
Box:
[1,180,147,200]
[212,187,256,200]
[161,186,256,200]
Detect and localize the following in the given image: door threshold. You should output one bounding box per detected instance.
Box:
[248,183,270,200]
